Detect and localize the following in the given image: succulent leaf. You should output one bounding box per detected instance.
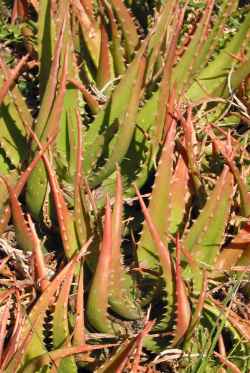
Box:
[183,166,234,290]
[86,196,122,334]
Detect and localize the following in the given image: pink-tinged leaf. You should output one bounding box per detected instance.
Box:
[27,214,49,291]
[180,240,199,271]
[171,235,191,346]
[42,155,79,258]
[112,167,123,261]
[169,152,190,235]
[80,0,96,24]
[0,55,32,130]
[109,167,141,320]
[72,0,100,67]
[214,351,241,373]
[73,264,86,346]
[87,195,121,334]
[135,184,172,280]
[181,107,204,196]
[137,118,176,271]
[96,14,112,90]
[135,183,174,325]
[102,0,126,75]
[109,0,139,60]
[74,110,91,247]
[153,4,186,146]
[11,0,28,23]
[150,4,186,149]
[35,11,67,136]
[0,54,29,104]
[145,0,177,85]
[25,124,79,258]
[42,43,69,141]
[0,177,36,252]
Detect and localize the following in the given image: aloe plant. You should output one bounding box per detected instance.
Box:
[1,0,250,371]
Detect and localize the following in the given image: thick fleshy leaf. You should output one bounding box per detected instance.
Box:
[108,168,140,320]
[86,196,122,334]
[171,235,191,346]
[183,166,234,290]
